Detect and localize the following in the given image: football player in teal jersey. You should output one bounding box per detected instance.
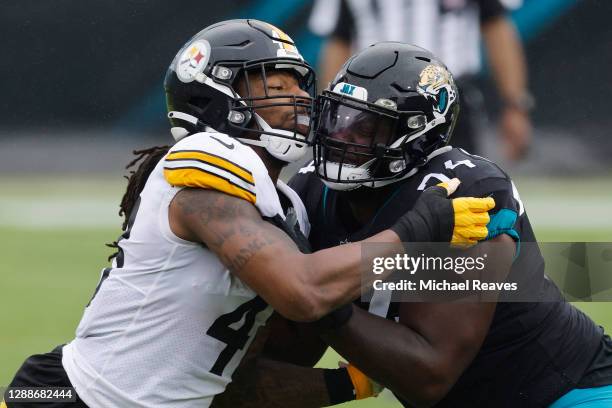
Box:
[213,42,612,408]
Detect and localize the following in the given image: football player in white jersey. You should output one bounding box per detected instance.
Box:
[5,20,495,408]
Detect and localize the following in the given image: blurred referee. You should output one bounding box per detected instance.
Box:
[309,0,533,161]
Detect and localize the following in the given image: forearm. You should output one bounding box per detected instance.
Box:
[222,227,401,321]
[482,17,528,103]
[322,238,512,406]
[212,314,336,407]
[246,181,493,320]
[173,185,493,322]
[322,307,448,407]
[300,182,493,315]
[211,357,331,408]
[301,230,403,317]
[172,187,402,321]
[262,313,329,367]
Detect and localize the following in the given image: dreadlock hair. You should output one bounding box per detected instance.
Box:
[107,145,171,259]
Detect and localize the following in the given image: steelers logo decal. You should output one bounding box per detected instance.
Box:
[176,40,211,83]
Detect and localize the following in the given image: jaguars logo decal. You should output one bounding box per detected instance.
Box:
[417,64,457,115]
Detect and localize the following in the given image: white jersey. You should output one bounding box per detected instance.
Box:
[62,131,310,408]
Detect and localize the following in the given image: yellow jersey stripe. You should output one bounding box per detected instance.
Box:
[166,150,254,185]
[165,156,255,187]
[164,167,256,204]
[1,401,7,408]
[164,159,256,193]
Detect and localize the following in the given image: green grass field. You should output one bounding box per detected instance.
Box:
[1,176,611,407]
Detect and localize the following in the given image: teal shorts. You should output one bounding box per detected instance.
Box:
[549,385,612,408]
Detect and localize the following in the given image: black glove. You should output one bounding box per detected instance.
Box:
[390,182,455,243]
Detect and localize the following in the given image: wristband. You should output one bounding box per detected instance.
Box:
[389,185,453,243]
[323,367,355,405]
[503,92,535,112]
[389,208,429,243]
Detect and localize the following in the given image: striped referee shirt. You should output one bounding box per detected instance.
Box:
[309,0,511,78]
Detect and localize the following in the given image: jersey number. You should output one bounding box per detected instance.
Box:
[206,296,268,376]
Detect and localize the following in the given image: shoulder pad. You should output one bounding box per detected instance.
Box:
[418,149,523,240]
[163,132,264,204]
[416,148,508,192]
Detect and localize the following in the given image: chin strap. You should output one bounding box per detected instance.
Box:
[168,111,203,141]
[237,112,308,163]
[170,127,189,141]
[235,137,267,148]
[319,159,375,191]
[253,112,299,140]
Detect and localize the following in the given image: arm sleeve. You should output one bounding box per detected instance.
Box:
[476,0,507,23]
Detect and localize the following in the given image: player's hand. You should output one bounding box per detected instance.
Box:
[390,178,495,247]
[442,180,497,247]
[339,362,384,399]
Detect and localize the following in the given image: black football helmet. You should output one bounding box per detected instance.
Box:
[164,19,316,162]
[313,42,459,190]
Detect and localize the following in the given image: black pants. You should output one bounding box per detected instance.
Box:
[6,345,89,408]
